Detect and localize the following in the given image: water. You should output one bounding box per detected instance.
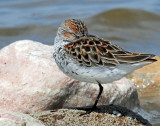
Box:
[0,0,160,125]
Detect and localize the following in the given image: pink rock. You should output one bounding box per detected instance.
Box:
[0,112,44,125]
[0,113,20,121]
[0,40,139,114]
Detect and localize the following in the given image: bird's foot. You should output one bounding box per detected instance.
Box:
[79,105,99,116]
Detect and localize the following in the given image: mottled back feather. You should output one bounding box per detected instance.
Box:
[65,36,156,67]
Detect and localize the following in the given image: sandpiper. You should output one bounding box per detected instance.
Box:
[53,19,157,112]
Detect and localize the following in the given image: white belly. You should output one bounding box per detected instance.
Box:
[56,56,129,84]
[69,65,126,83]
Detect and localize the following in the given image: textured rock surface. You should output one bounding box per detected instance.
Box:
[0,105,151,126]
[31,105,151,126]
[0,40,139,114]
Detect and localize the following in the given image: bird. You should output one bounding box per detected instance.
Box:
[53,19,157,112]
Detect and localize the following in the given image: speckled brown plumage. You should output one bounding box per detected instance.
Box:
[65,36,155,67]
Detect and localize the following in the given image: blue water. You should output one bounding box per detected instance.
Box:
[0,0,160,27]
[0,0,160,54]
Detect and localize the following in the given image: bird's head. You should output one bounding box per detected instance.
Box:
[57,19,88,42]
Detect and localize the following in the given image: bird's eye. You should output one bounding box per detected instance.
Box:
[71,33,76,36]
[76,36,80,39]
[71,33,79,39]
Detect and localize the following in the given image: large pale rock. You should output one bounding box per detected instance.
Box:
[127,56,160,104]
[0,40,139,114]
[127,56,160,88]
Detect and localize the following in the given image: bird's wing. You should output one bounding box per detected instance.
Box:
[64,37,156,67]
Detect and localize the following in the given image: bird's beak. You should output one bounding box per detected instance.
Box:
[63,40,72,43]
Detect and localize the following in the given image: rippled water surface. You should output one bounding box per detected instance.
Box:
[0,0,160,125]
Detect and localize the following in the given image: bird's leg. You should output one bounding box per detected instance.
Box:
[91,80,103,110]
[80,80,103,116]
